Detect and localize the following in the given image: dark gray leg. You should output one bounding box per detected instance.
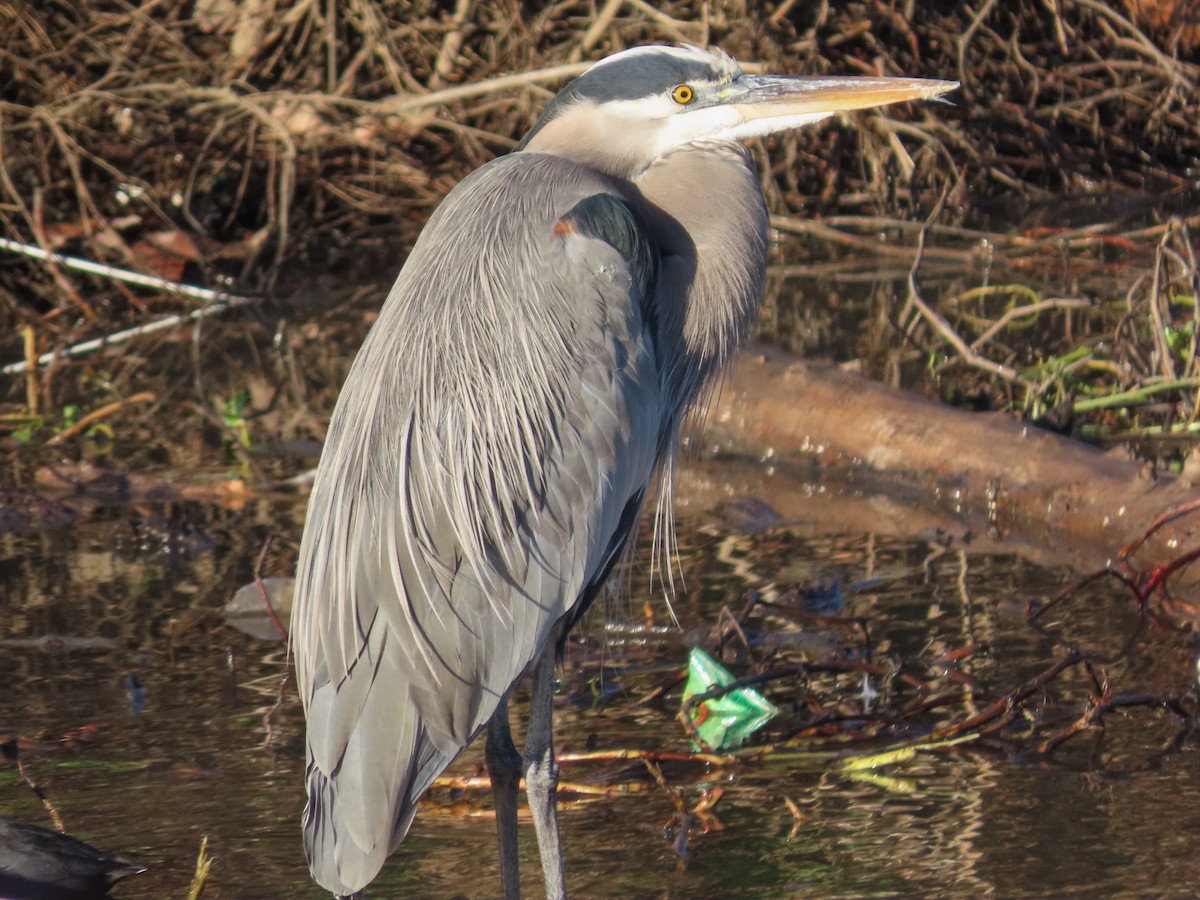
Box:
[525,649,566,900]
[487,697,523,900]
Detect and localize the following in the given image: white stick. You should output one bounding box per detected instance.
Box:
[0,235,245,303]
[0,237,257,374]
[3,294,259,375]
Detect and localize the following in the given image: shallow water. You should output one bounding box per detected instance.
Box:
[2,235,1197,897]
[3,465,1198,899]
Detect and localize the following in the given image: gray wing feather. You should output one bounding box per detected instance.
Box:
[292,153,662,895]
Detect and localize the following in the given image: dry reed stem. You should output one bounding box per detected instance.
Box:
[44,391,155,445]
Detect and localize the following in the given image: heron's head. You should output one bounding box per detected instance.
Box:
[516,45,957,179]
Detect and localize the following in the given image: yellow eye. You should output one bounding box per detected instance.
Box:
[671,84,695,105]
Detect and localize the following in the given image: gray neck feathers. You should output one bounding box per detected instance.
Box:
[630,142,768,421]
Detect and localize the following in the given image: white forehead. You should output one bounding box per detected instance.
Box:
[585,45,742,82]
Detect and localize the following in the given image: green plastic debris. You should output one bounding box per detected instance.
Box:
[681,648,778,750]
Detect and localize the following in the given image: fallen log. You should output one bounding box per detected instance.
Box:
[684,343,1199,603]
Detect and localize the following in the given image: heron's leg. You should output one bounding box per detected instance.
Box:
[525,648,566,900]
[486,697,524,900]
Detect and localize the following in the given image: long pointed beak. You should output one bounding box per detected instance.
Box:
[719,74,958,134]
[736,74,957,112]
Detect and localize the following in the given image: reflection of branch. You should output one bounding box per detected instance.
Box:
[933,651,1085,741]
[1027,568,1146,626]
[1036,668,1196,756]
[1027,569,1149,665]
[430,774,651,797]
[254,535,288,640]
[1034,685,1123,755]
[261,672,290,752]
[557,747,734,766]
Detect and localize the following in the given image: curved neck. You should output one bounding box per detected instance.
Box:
[628,142,769,416]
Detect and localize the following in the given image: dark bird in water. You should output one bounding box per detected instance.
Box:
[0,817,145,900]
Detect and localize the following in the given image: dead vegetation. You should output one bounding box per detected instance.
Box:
[0,0,1197,463]
[1,1,1197,292]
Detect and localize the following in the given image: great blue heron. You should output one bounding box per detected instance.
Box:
[292,44,955,899]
